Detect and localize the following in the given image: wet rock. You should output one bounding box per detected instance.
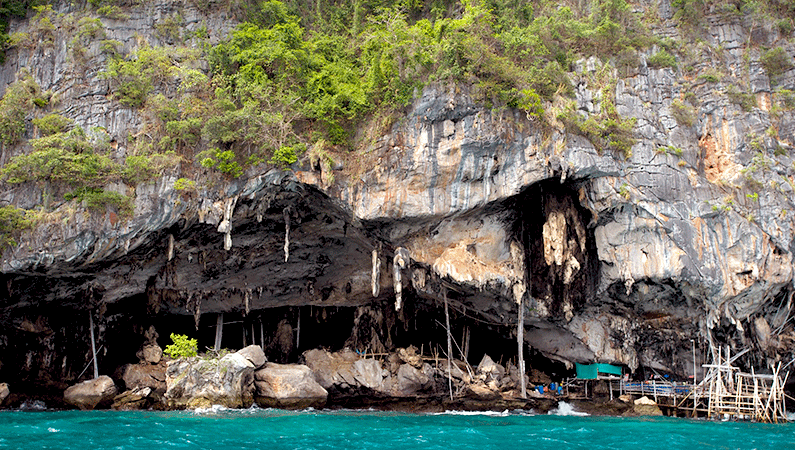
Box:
[254,363,327,409]
[237,345,267,369]
[64,376,118,410]
[121,362,166,394]
[0,383,9,406]
[623,401,663,417]
[164,354,255,409]
[112,387,155,410]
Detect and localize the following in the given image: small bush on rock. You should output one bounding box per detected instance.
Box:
[164,333,198,359]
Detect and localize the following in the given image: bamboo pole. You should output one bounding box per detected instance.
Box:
[444,288,453,401]
[517,295,526,398]
[260,321,265,352]
[296,309,301,350]
[214,313,224,351]
[89,312,99,379]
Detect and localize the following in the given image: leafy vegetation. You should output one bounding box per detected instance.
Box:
[164,333,198,359]
[0,205,31,249]
[760,47,793,79]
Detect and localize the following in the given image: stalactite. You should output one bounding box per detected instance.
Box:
[217,196,239,251]
[371,249,381,297]
[510,240,527,398]
[283,207,291,262]
[167,234,174,261]
[244,289,251,316]
[393,247,410,311]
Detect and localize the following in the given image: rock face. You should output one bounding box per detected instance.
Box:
[0,0,794,397]
[112,387,155,411]
[237,345,267,369]
[164,353,255,409]
[303,349,385,394]
[63,376,117,410]
[121,363,166,394]
[254,363,327,409]
[0,383,9,406]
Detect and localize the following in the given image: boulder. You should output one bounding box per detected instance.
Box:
[237,345,267,369]
[64,376,118,410]
[396,346,423,368]
[303,349,383,393]
[165,353,255,409]
[121,362,166,394]
[112,387,155,410]
[254,363,327,409]
[476,354,506,381]
[141,343,163,364]
[634,395,656,405]
[352,359,383,390]
[465,382,500,400]
[623,402,663,416]
[394,363,430,396]
[0,383,9,405]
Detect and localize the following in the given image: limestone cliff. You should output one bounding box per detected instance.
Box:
[0,0,794,401]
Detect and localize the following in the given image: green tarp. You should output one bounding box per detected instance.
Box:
[575,363,622,379]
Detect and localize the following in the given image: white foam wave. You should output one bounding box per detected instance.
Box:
[434,410,511,416]
[192,404,230,415]
[47,428,60,433]
[18,400,46,411]
[548,402,588,416]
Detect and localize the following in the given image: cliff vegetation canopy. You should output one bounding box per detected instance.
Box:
[0,0,794,244]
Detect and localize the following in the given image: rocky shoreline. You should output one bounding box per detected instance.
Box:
[0,343,664,418]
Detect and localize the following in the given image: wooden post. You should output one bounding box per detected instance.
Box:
[444,288,453,401]
[259,321,265,352]
[89,312,99,379]
[214,313,224,352]
[296,309,301,350]
[518,295,526,398]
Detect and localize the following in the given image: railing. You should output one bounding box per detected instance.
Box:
[621,381,694,397]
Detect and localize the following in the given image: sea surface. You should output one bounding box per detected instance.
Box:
[1,403,793,449]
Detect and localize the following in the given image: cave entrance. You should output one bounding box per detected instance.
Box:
[512,179,598,321]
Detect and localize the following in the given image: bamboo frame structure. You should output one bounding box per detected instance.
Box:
[671,346,790,423]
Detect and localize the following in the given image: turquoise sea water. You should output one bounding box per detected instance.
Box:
[1,406,793,450]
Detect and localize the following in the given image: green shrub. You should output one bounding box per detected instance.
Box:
[760,47,793,78]
[726,85,756,111]
[647,49,677,69]
[269,144,302,168]
[164,333,198,359]
[671,99,696,127]
[0,70,43,145]
[173,177,197,191]
[64,187,133,216]
[32,114,73,136]
[200,148,243,178]
[0,205,30,249]
[97,5,130,20]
